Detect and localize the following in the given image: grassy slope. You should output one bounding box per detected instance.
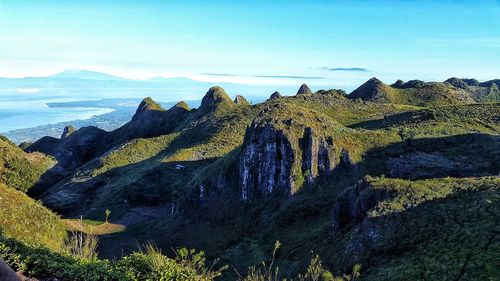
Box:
[0,135,55,192]
[358,177,499,281]
[22,89,499,280]
[0,182,66,250]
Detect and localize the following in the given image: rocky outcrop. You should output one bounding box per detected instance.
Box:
[240,123,339,200]
[387,151,472,180]
[296,84,313,95]
[301,128,336,183]
[61,125,76,138]
[348,77,389,102]
[240,123,295,200]
[268,91,282,100]
[234,95,250,106]
[332,179,391,232]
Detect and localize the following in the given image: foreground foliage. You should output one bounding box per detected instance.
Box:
[0,235,227,281]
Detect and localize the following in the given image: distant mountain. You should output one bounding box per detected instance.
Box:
[348,77,500,106]
[50,69,128,81]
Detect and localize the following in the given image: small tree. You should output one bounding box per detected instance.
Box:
[105,209,111,223]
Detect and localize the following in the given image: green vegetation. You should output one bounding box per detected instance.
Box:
[0,135,55,192]
[1,81,498,280]
[140,97,165,112]
[0,235,227,281]
[352,177,499,281]
[0,182,66,250]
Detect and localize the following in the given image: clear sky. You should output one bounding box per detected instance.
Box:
[0,0,499,87]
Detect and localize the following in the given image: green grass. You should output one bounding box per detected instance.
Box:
[351,177,499,281]
[0,182,66,251]
[0,135,55,192]
[11,90,498,280]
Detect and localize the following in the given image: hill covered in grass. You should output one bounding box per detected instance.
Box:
[2,77,499,280]
[349,77,500,106]
[0,135,55,193]
[0,182,66,250]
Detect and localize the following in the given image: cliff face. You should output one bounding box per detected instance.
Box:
[239,123,295,200]
[301,127,336,183]
[239,120,339,200]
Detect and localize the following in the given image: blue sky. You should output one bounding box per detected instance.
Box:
[0,0,499,88]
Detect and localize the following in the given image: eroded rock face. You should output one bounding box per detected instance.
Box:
[387,151,472,180]
[240,124,338,200]
[240,124,295,200]
[332,180,391,232]
[301,128,336,183]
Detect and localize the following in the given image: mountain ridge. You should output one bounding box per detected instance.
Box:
[1,77,499,280]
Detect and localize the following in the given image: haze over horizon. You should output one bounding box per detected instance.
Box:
[1,0,499,88]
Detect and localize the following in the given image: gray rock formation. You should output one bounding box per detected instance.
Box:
[240,124,338,200]
[240,123,295,200]
[296,84,313,95]
[387,151,472,179]
[301,128,336,183]
[445,77,469,89]
[332,179,390,232]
